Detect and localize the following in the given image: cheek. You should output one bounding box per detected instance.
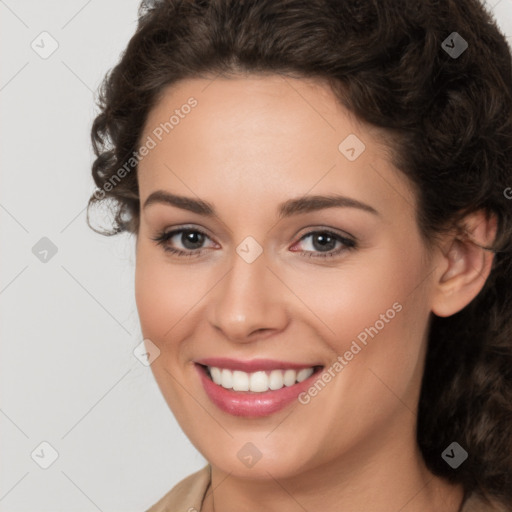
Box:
[285,241,429,384]
[134,245,212,346]
[286,252,416,340]
[134,247,179,342]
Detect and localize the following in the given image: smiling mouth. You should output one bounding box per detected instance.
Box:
[197,364,324,393]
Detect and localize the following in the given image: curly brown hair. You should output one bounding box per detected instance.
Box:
[88,0,512,507]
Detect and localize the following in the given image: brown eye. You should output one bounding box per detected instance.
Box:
[292,230,357,259]
[151,227,214,257]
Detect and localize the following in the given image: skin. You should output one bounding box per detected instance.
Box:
[134,75,496,512]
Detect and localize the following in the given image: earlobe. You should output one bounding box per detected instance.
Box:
[431,211,497,318]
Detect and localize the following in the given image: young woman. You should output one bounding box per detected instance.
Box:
[88,0,512,510]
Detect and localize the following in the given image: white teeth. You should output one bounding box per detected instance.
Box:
[249,371,268,392]
[232,370,249,391]
[221,368,233,389]
[206,366,316,392]
[210,367,222,385]
[268,369,284,390]
[283,369,296,386]
[296,367,314,382]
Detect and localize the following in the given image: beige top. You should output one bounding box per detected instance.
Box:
[145,464,510,512]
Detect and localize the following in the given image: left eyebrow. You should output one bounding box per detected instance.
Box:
[277,194,380,218]
[142,190,380,218]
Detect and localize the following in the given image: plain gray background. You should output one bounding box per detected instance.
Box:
[1,1,511,510]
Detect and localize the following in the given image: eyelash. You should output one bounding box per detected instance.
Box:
[150,226,357,260]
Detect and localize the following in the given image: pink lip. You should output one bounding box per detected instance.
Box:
[195,362,323,417]
[195,357,318,373]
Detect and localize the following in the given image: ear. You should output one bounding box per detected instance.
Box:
[431,210,498,318]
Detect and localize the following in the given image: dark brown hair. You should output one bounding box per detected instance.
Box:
[88,0,512,507]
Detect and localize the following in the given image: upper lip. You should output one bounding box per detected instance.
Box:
[195,357,322,373]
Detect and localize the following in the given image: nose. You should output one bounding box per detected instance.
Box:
[208,248,289,343]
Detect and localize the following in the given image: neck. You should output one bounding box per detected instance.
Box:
[201,427,464,512]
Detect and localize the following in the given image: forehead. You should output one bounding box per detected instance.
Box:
[137,75,415,218]
[142,74,359,151]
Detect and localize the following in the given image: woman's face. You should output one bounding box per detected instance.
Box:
[135,75,439,479]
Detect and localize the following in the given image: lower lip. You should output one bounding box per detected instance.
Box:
[195,364,322,417]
